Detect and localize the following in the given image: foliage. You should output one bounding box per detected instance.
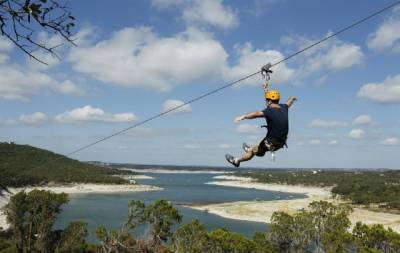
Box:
[55,221,90,253]
[0,0,75,64]
[172,220,219,253]
[235,169,400,210]
[4,190,68,252]
[96,199,182,253]
[0,142,135,188]
[353,222,400,253]
[270,201,353,253]
[209,228,257,253]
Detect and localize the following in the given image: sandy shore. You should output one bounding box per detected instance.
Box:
[0,183,161,230]
[188,176,400,233]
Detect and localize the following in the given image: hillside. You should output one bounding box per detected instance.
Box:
[0,142,134,187]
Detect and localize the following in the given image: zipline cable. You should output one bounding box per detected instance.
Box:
[43,1,400,162]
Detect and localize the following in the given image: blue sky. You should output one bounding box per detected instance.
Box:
[1,0,400,169]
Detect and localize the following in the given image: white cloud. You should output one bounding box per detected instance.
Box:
[348,129,365,140]
[353,115,372,125]
[218,143,232,149]
[19,112,47,125]
[367,8,400,52]
[151,0,184,9]
[0,112,47,125]
[328,140,338,145]
[0,63,85,100]
[309,119,347,128]
[357,74,400,104]
[152,0,238,29]
[306,43,364,72]
[182,0,238,29]
[68,25,300,92]
[0,37,13,51]
[55,80,85,95]
[309,139,321,145]
[381,137,399,146]
[281,34,364,75]
[68,27,228,91]
[184,144,200,149]
[224,43,295,84]
[237,124,263,134]
[55,105,138,124]
[0,119,17,125]
[161,99,192,114]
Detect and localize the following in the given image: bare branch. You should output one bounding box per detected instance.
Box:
[0,0,75,64]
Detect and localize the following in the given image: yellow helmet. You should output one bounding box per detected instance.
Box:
[265,90,280,100]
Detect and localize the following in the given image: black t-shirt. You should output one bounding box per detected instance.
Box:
[262,104,289,143]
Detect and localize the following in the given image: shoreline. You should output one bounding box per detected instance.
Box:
[121,168,227,174]
[187,175,400,233]
[0,183,162,230]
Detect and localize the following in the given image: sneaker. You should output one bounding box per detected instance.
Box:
[225,154,240,167]
[242,143,251,153]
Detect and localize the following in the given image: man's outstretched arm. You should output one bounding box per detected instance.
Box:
[286,97,297,107]
[234,111,264,123]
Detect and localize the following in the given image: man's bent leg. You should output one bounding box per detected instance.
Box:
[237,150,255,163]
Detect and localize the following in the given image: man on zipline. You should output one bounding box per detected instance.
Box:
[225,87,297,167]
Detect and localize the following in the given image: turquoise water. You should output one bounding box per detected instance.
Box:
[56,173,305,241]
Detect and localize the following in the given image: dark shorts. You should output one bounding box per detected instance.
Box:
[252,138,285,157]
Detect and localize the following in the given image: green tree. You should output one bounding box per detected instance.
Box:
[209,228,256,253]
[252,232,276,253]
[172,220,220,253]
[269,211,312,253]
[55,221,89,253]
[353,222,400,253]
[96,199,182,253]
[308,201,353,253]
[269,212,294,252]
[145,200,182,248]
[4,190,68,253]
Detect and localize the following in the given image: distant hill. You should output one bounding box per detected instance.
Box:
[0,142,134,187]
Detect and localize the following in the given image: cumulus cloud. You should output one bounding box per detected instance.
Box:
[309,119,347,128]
[0,37,13,51]
[353,114,372,125]
[0,63,85,100]
[381,137,399,146]
[184,144,200,149]
[55,105,138,124]
[68,27,228,91]
[236,124,263,134]
[307,43,364,72]
[68,25,297,91]
[224,43,295,84]
[182,0,238,29]
[281,34,364,75]
[218,143,232,149]
[19,112,47,125]
[152,0,238,29]
[367,9,400,52]
[328,140,338,145]
[161,99,192,114]
[309,139,321,145]
[0,112,47,125]
[357,74,400,104]
[348,129,365,140]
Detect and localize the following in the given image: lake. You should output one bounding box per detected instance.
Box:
[56,172,304,241]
